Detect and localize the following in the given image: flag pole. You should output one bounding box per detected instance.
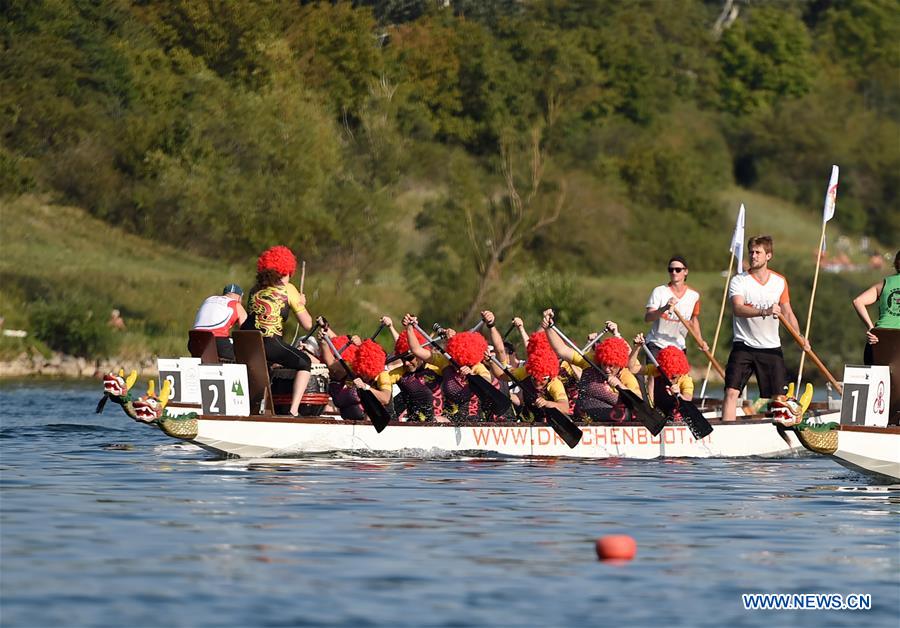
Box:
[700,203,745,403]
[699,248,735,402]
[796,166,839,388]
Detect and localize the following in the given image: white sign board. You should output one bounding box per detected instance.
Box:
[840,365,891,427]
[198,364,250,417]
[157,357,201,404]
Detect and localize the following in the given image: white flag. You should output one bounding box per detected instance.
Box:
[730,203,746,271]
[822,165,839,223]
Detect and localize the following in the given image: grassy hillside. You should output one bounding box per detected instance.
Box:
[0,190,889,387]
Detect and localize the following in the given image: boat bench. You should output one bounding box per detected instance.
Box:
[232,330,274,416]
[872,328,900,424]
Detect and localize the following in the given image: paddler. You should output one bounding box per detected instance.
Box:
[242,246,313,417]
[404,313,492,421]
[629,333,694,420]
[542,309,642,422]
[320,332,392,420]
[383,325,443,422]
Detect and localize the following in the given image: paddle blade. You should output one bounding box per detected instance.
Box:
[619,388,667,436]
[359,389,390,433]
[544,407,583,449]
[678,399,713,439]
[96,393,109,414]
[468,375,512,415]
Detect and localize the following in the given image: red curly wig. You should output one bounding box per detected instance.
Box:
[353,339,386,380]
[526,330,551,355]
[330,335,358,364]
[595,337,630,369]
[526,345,560,380]
[394,328,427,355]
[656,346,690,378]
[256,245,297,276]
[446,331,487,367]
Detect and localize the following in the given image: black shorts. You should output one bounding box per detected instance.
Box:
[263,336,311,372]
[724,342,786,398]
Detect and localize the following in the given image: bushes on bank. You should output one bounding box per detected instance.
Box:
[30,298,119,359]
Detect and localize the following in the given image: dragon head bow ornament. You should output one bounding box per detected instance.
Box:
[98,370,170,423]
[769,382,814,427]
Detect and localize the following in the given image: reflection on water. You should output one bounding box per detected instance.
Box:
[0,382,898,627]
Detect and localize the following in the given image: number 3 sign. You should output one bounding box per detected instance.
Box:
[840,365,891,427]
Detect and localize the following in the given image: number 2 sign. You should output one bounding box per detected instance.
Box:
[840,365,891,427]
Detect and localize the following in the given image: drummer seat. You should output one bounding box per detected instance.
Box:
[232,330,274,416]
[187,329,219,363]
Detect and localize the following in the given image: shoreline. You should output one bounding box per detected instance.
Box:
[0,353,159,380]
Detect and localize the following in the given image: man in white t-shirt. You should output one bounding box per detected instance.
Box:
[722,236,808,421]
[644,256,708,402]
[191,283,248,361]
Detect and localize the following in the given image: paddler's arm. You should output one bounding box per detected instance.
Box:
[541,309,577,363]
[381,316,400,342]
[512,316,529,346]
[318,330,348,379]
[404,313,432,361]
[628,333,645,374]
[353,373,393,405]
[533,378,570,414]
[481,310,506,362]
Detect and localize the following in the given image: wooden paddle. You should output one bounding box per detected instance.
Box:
[489,355,582,448]
[413,323,512,416]
[672,309,725,379]
[550,322,667,436]
[641,345,713,439]
[321,327,390,433]
[776,313,843,395]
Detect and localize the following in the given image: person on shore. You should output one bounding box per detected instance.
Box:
[851,250,900,364]
[242,246,313,417]
[722,236,808,421]
[108,309,126,332]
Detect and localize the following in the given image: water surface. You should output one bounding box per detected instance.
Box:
[1,381,897,627]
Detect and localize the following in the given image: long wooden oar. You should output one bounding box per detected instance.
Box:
[550,323,666,436]
[413,323,512,415]
[641,345,713,439]
[672,309,725,379]
[776,313,843,395]
[321,327,391,432]
[489,355,582,448]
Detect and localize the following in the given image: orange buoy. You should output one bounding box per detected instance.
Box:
[595,535,637,561]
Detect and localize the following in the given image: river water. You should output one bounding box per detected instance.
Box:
[1,381,897,627]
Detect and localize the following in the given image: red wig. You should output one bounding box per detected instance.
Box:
[330,335,358,363]
[656,346,690,378]
[353,339,387,380]
[394,328,427,355]
[257,245,297,276]
[526,331,551,355]
[526,345,560,380]
[595,337,630,369]
[446,331,487,367]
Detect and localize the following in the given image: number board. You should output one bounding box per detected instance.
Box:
[198,364,250,417]
[840,365,891,428]
[157,358,201,404]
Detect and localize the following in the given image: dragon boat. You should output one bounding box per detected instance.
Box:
[98,330,842,460]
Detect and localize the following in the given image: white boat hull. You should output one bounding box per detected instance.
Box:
[830,427,900,481]
[156,412,820,460]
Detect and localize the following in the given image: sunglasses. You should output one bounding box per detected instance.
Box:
[668,267,686,273]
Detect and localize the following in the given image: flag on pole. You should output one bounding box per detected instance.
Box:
[822,165,839,223]
[730,204,746,271]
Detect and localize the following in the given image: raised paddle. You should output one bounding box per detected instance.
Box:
[290,260,309,346]
[336,321,388,353]
[413,323,512,416]
[641,344,713,439]
[581,330,607,354]
[489,355,583,448]
[502,323,516,340]
[671,308,725,379]
[321,326,391,433]
[776,313,843,395]
[550,322,667,436]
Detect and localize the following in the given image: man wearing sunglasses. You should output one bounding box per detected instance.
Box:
[643,255,707,403]
[644,255,707,354]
